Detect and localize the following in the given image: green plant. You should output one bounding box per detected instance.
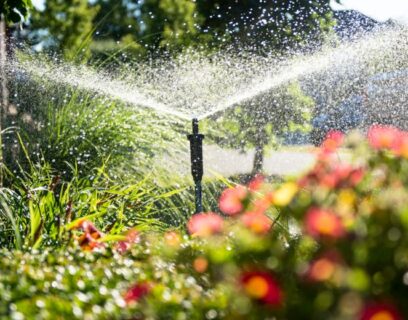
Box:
[2,126,406,319]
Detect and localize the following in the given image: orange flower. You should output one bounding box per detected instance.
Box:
[241,271,283,306]
[187,213,224,237]
[304,207,345,239]
[252,192,274,214]
[391,131,408,158]
[193,257,209,273]
[71,220,104,251]
[360,302,402,320]
[164,231,182,247]
[321,130,344,154]
[124,282,152,304]
[241,212,272,234]
[306,251,342,282]
[219,185,248,215]
[368,125,400,150]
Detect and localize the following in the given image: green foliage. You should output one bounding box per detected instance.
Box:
[3,129,408,318]
[0,0,32,23]
[32,0,100,61]
[196,0,337,50]
[140,0,202,51]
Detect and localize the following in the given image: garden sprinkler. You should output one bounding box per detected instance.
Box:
[188,118,204,214]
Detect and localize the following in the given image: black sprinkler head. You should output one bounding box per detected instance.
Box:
[188,118,205,214]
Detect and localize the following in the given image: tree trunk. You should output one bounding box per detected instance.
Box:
[0,15,8,186]
[252,143,265,175]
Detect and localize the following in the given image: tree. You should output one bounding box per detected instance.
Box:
[197,0,338,50]
[0,0,32,185]
[198,1,338,174]
[140,0,202,51]
[0,0,32,23]
[32,0,99,61]
[208,82,314,174]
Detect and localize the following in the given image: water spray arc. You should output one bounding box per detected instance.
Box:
[188,118,204,214]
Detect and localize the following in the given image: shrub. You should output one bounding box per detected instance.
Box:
[2,125,408,319]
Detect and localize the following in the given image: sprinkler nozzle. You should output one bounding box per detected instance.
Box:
[188,118,204,183]
[188,118,204,214]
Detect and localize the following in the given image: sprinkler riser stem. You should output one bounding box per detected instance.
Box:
[188,118,204,214]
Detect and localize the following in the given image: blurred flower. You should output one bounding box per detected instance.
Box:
[71,220,104,251]
[241,212,272,234]
[124,282,151,304]
[321,130,344,154]
[115,228,139,254]
[193,257,209,273]
[392,131,408,158]
[304,207,345,239]
[241,271,283,306]
[299,161,364,190]
[251,192,274,214]
[164,231,182,247]
[273,182,298,206]
[187,213,224,237]
[368,125,400,150]
[307,251,342,282]
[360,302,402,320]
[219,185,248,215]
[248,174,265,192]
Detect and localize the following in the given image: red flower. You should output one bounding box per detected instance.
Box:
[241,271,283,306]
[124,282,151,304]
[248,174,265,192]
[304,207,345,239]
[368,125,400,150]
[321,130,344,154]
[187,213,224,237]
[360,302,402,320]
[241,212,272,234]
[115,228,140,254]
[219,185,248,215]
[299,161,364,190]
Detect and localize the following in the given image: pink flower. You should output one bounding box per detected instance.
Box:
[219,185,248,215]
[368,125,400,150]
[304,207,345,239]
[115,228,140,254]
[124,282,151,304]
[187,213,224,237]
[241,212,272,234]
[360,302,402,320]
[248,174,265,192]
[241,271,283,306]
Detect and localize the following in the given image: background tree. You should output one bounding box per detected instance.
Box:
[140,0,202,52]
[197,0,338,50]
[32,0,99,61]
[90,0,145,59]
[0,0,32,23]
[202,1,338,174]
[208,82,314,174]
[1,0,32,186]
